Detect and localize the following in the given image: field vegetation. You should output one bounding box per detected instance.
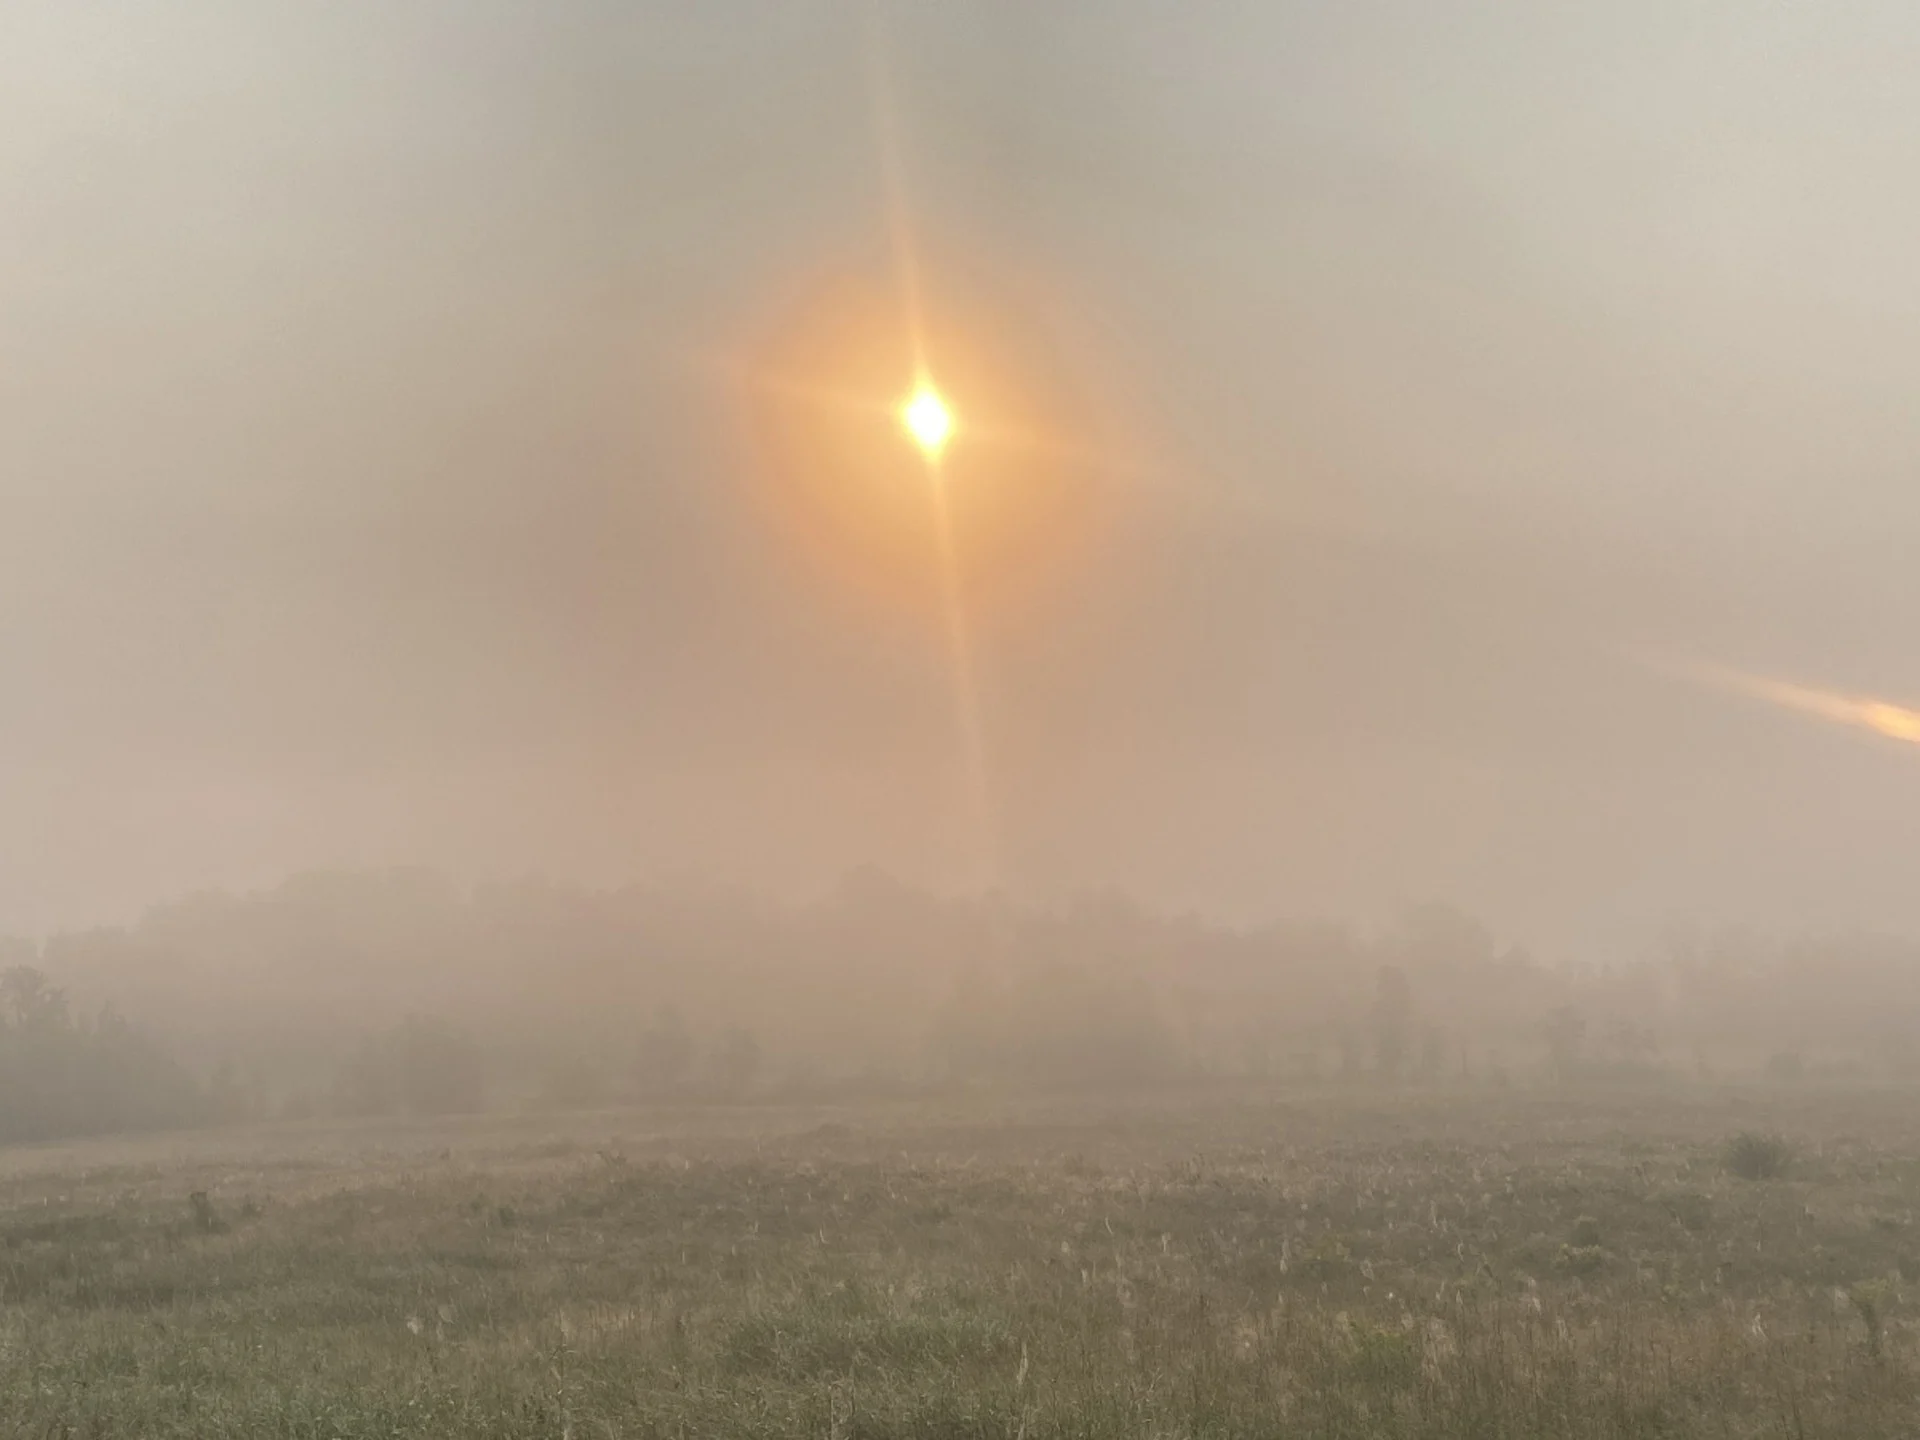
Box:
[10,873,1920,1433]
[4,1090,1920,1437]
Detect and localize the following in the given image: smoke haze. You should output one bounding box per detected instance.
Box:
[8,2,1920,960]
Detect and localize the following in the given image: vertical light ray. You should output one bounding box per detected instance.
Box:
[864,10,998,887]
[863,14,930,381]
[924,451,997,886]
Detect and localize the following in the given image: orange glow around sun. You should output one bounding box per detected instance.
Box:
[737,266,1101,624]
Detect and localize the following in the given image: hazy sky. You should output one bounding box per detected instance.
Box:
[7,1,1920,957]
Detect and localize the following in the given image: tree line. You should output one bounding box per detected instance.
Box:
[2,868,1917,1139]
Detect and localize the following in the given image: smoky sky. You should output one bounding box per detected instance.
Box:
[7,1,1920,958]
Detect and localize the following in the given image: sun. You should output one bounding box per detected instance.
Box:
[901,382,954,458]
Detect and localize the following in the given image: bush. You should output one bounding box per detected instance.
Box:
[1660,1189,1714,1231]
[1556,1243,1609,1276]
[1726,1130,1793,1180]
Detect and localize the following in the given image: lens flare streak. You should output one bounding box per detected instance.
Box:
[1723,672,1920,746]
[1684,661,1920,749]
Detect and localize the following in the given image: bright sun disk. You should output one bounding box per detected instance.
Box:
[902,384,954,457]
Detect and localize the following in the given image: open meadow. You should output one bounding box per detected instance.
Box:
[5,1088,1920,1437]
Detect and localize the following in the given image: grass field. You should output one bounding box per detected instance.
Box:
[5,1088,1920,1437]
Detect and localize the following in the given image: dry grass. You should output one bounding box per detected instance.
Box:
[3,1088,1920,1436]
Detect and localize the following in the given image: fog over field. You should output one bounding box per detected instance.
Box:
[8,2,1920,964]
[16,9,1920,1436]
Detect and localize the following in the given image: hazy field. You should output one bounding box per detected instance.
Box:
[5,1089,1920,1438]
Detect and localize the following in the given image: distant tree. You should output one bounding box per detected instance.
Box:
[633,1005,695,1097]
[1336,1026,1363,1079]
[931,962,1003,1084]
[207,1057,259,1123]
[998,962,1176,1089]
[336,1017,484,1117]
[1543,1006,1587,1084]
[335,1038,400,1117]
[0,966,201,1143]
[77,865,1920,1112]
[1393,904,1497,971]
[1,966,65,1030]
[538,1053,608,1110]
[712,1027,762,1099]
[1602,1019,1661,1073]
[1371,966,1413,1079]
